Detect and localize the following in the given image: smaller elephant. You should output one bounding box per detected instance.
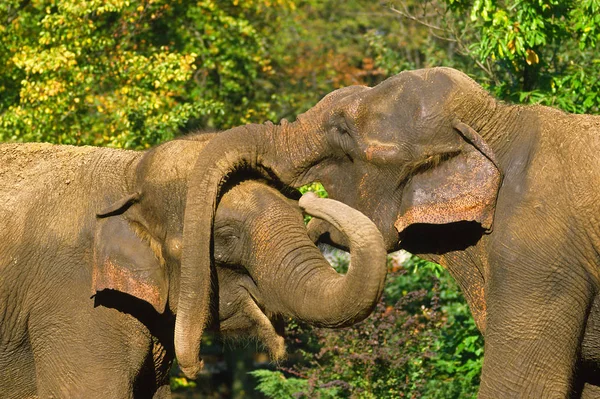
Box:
[0,136,387,398]
[213,185,386,361]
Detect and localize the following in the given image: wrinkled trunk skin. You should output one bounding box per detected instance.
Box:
[236,189,387,328]
[278,193,387,326]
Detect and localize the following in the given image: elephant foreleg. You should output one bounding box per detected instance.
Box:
[478,259,594,398]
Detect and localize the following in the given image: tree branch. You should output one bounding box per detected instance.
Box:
[389,6,446,32]
[390,1,498,83]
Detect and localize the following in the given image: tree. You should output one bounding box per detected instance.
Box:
[370,0,600,113]
[0,0,294,147]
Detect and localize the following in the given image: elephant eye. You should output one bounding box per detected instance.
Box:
[412,151,461,175]
[325,112,358,161]
[337,121,350,135]
[213,224,243,264]
[327,112,352,135]
[338,118,354,136]
[332,125,346,135]
[214,224,241,246]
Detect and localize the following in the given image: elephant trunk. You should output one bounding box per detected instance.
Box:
[175,92,360,376]
[271,193,387,327]
[176,124,282,379]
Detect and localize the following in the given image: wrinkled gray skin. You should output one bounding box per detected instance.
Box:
[0,136,386,398]
[186,67,600,398]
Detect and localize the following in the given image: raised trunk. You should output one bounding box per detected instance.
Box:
[271,193,387,327]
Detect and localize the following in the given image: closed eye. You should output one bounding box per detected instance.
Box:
[327,110,356,135]
[213,224,242,252]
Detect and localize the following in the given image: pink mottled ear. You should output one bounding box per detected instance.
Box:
[93,215,168,313]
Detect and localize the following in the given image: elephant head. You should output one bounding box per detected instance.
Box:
[213,181,386,359]
[177,67,502,374]
[91,136,386,378]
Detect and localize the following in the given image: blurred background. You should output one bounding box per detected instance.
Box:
[2,0,599,397]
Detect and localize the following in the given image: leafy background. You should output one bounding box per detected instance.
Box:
[2,0,599,397]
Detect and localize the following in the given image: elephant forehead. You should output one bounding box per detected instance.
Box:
[369,67,472,107]
[316,85,370,111]
[352,72,461,145]
[342,94,363,119]
[388,67,467,87]
[219,181,303,226]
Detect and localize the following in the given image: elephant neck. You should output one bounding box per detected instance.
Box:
[454,99,539,179]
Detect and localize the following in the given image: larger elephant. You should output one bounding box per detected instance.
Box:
[0,136,386,398]
[190,67,600,398]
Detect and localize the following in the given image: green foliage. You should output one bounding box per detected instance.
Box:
[373,1,600,113]
[0,0,433,148]
[251,370,341,399]
[298,182,328,198]
[1,0,198,146]
[0,0,294,147]
[170,376,197,391]
[463,0,600,112]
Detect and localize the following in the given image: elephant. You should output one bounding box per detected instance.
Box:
[185,67,600,398]
[0,135,387,398]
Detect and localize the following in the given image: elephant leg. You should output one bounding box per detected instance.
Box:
[31,305,158,398]
[34,340,150,399]
[477,258,593,398]
[35,356,140,399]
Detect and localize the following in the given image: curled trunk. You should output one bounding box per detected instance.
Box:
[273,192,387,327]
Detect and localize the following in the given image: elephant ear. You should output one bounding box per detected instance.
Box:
[92,199,168,313]
[395,120,502,233]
